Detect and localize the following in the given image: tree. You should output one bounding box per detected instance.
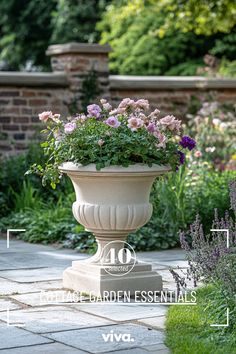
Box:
[98,1,216,75]
[51,0,109,44]
[160,0,236,36]
[0,0,56,70]
[0,0,110,71]
[98,0,236,75]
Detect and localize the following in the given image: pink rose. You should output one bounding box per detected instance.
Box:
[135,99,149,111]
[103,102,112,111]
[127,116,144,131]
[38,111,53,122]
[160,115,181,133]
[153,130,167,148]
[105,116,121,128]
[194,150,202,158]
[149,109,160,120]
[64,122,76,134]
[118,98,135,110]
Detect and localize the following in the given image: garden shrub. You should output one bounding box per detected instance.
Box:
[168,179,236,351]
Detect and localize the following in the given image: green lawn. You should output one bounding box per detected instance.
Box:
[165,286,236,354]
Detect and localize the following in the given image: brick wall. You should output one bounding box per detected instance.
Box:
[1,43,236,156]
[0,73,70,155]
[110,76,236,119]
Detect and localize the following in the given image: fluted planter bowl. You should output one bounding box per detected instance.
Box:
[59,162,171,296]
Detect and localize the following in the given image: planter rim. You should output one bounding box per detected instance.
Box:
[59,162,171,176]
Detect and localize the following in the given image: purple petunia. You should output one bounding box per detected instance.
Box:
[87,104,102,119]
[179,136,196,151]
[178,150,185,165]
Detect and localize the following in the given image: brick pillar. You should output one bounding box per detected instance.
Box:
[46,43,111,110]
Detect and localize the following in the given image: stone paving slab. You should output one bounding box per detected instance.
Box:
[0,238,56,253]
[154,260,189,268]
[0,324,53,350]
[71,303,167,321]
[0,298,22,312]
[105,348,149,353]
[0,305,113,333]
[138,249,186,261]
[9,290,83,306]
[45,324,165,353]
[137,316,166,330]
[0,278,63,296]
[0,342,87,354]
[0,267,63,282]
[143,343,170,353]
[0,252,77,270]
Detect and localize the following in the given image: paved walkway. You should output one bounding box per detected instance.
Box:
[0,237,187,354]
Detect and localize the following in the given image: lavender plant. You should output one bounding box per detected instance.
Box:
[171,178,236,330]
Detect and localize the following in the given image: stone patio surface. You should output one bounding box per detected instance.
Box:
[0,237,188,353]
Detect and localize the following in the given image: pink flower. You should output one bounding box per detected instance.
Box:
[135,99,149,110]
[160,115,181,133]
[105,116,121,128]
[38,111,53,122]
[64,122,76,134]
[51,114,61,123]
[98,139,105,146]
[153,130,167,148]
[118,98,135,110]
[149,109,160,120]
[194,150,202,158]
[139,112,148,123]
[100,99,112,111]
[87,104,102,119]
[73,114,87,123]
[127,116,144,131]
[103,102,112,111]
[147,122,156,133]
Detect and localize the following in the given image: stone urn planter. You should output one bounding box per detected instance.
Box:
[59,162,171,296]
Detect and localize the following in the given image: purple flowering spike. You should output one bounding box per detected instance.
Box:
[177,150,185,165]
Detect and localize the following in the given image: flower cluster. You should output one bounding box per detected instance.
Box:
[33,98,196,186]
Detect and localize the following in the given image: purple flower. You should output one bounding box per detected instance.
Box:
[178,151,185,165]
[87,104,102,119]
[147,122,156,133]
[105,116,121,128]
[64,122,76,134]
[179,136,196,151]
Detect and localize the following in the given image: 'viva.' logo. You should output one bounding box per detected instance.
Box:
[102,330,134,342]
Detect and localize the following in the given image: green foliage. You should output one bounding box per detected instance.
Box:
[99,1,236,76]
[161,0,236,36]
[99,1,210,75]
[0,0,56,70]
[218,58,236,77]
[0,0,109,70]
[0,143,72,218]
[28,101,183,187]
[0,196,76,244]
[80,70,100,111]
[51,0,109,44]
[210,28,236,60]
[166,286,236,354]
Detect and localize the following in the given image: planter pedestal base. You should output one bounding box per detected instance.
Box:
[63,260,162,297]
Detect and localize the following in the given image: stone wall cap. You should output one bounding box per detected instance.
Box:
[46,43,111,56]
[110,75,236,90]
[0,72,69,87]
